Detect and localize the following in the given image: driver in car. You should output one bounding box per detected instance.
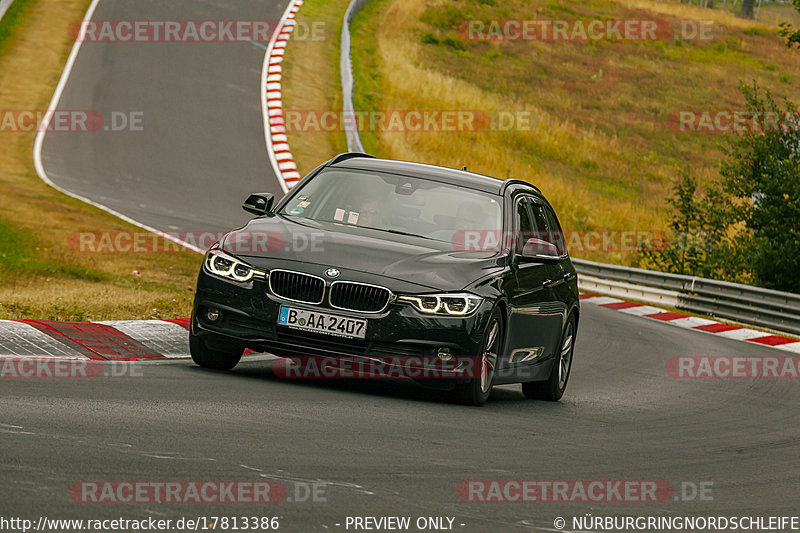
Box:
[355,199,382,228]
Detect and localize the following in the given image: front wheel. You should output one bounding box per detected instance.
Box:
[189,332,244,371]
[522,314,576,401]
[454,308,504,406]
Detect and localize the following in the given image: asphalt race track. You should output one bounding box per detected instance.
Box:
[7,0,799,531]
[3,304,799,530]
[37,0,287,233]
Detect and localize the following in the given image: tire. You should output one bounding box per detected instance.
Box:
[454,307,504,406]
[522,314,576,401]
[189,332,244,371]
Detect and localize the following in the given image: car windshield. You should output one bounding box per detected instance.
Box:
[280,169,503,243]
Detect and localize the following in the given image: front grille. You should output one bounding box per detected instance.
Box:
[329,281,392,313]
[268,270,325,304]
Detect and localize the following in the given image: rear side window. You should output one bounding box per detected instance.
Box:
[529,202,550,238]
[515,198,534,252]
[529,200,567,257]
[542,204,567,256]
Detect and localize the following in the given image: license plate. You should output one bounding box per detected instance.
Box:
[277,306,367,339]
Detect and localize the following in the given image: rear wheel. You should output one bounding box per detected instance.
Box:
[454,308,504,406]
[522,314,575,401]
[189,332,243,371]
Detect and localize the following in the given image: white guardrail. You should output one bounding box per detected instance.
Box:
[339,1,800,337]
[573,259,800,336]
[0,0,16,23]
[340,0,369,154]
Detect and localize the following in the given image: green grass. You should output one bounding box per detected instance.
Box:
[0,218,106,281]
[0,0,35,53]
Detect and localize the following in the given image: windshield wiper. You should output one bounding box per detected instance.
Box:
[383,229,432,240]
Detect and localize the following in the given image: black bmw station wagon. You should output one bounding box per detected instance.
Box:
[191,154,579,405]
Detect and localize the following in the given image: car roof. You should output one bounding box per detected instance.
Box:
[329,155,536,195]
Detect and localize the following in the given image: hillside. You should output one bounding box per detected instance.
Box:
[343,0,800,264]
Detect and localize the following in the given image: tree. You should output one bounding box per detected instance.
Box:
[740,0,756,19]
[640,172,719,277]
[779,0,800,49]
[643,82,800,292]
[716,82,800,292]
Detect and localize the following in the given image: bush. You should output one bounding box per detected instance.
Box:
[642,82,800,292]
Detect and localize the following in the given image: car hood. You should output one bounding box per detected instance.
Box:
[221,215,506,292]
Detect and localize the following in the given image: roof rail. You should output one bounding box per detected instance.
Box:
[327,152,376,166]
[501,178,540,194]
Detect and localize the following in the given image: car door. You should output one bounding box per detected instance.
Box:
[504,196,564,380]
[539,201,577,309]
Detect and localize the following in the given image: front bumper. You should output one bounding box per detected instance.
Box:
[192,269,494,380]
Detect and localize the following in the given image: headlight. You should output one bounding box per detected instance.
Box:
[398,293,483,316]
[204,250,266,283]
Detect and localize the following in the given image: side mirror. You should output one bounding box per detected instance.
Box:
[242,193,275,216]
[519,238,560,263]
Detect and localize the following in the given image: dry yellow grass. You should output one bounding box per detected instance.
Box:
[348,0,799,264]
[0,277,194,321]
[354,0,665,263]
[0,0,200,320]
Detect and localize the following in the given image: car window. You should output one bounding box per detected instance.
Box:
[515,197,534,252]
[531,199,568,256]
[542,204,567,256]
[280,169,503,244]
[529,201,551,236]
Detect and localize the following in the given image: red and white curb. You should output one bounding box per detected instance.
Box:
[4,293,800,360]
[6,292,800,361]
[581,294,800,353]
[0,319,190,360]
[262,0,304,193]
